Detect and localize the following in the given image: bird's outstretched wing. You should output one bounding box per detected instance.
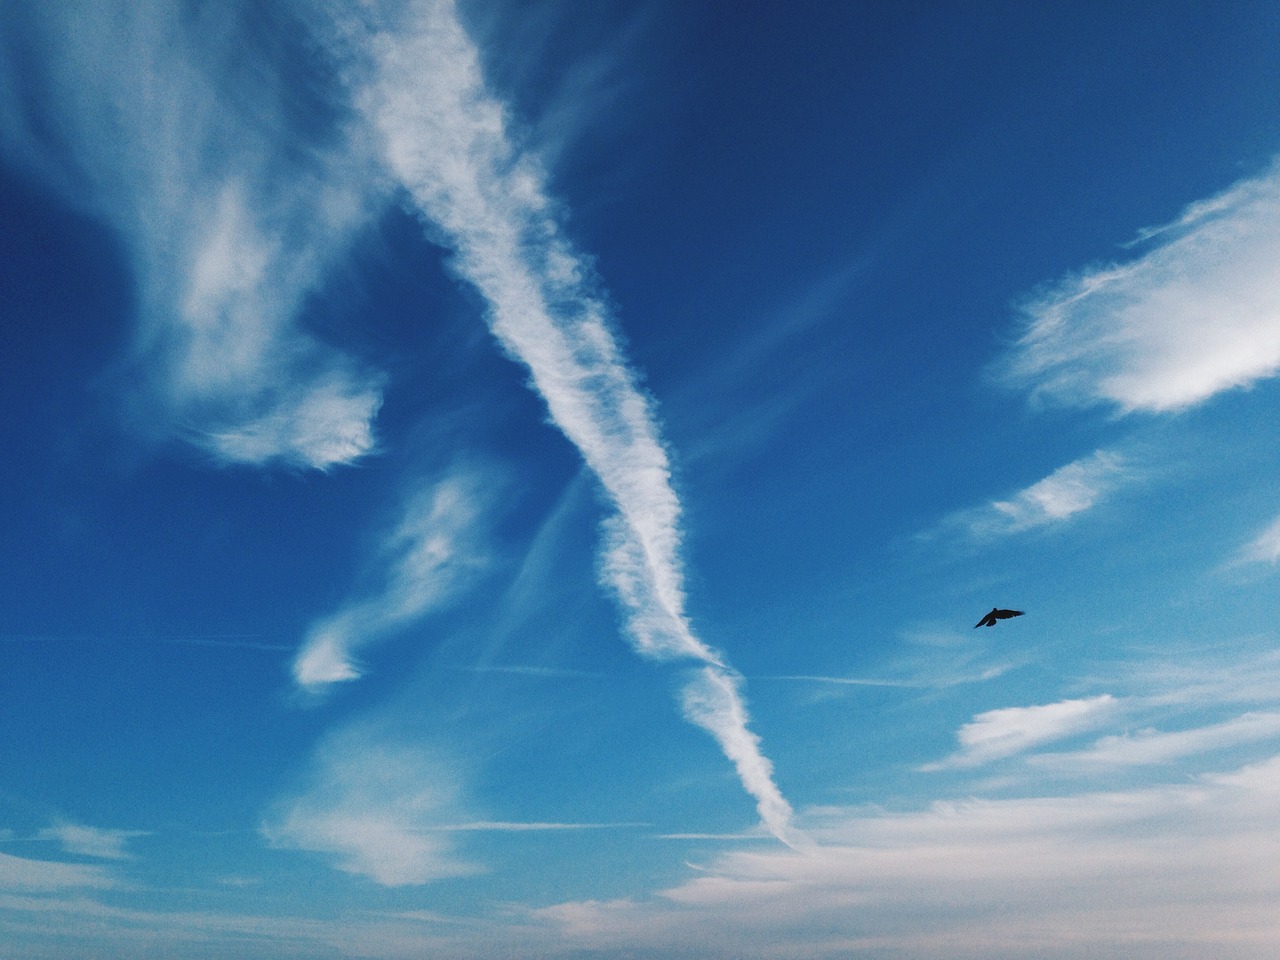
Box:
[975,608,1024,627]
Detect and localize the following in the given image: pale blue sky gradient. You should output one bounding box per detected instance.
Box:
[2,1,1280,957]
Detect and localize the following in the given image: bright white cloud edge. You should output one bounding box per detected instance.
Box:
[936,449,1131,541]
[922,695,1119,770]
[1001,157,1280,414]
[531,755,1280,960]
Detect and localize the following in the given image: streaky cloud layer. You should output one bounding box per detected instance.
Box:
[0,851,120,893]
[922,695,1118,770]
[1001,158,1280,413]
[0,0,386,469]
[36,822,148,861]
[334,0,799,845]
[1032,711,1280,769]
[534,755,1280,959]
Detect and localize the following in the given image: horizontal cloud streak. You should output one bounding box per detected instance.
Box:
[923,695,1118,770]
[1033,712,1280,769]
[937,449,1131,541]
[0,852,119,892]
[1001,158,1280,413]
[536,755,1280,959]
[37,823,147,861]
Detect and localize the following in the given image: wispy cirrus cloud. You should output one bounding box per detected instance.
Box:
[0,851,119,892]
[1033,711,1280,770]
[10,759,1280,956]
[1236,512,1280,566]
[757,664,1018,691]
[326,0,801,846]
[37,822,148,861]
[935,449,1132,541]
[4,0,801,849]
[1000,158,1280,414]
[433,820,645,833]
[0,0,386,469]
[293,464,496,688]
[754,630,1023,692]
[261,725,478,887]
[533,755,1280,959]
[923,695,1119,770]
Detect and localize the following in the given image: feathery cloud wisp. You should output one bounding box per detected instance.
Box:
[938,449,1131,541]
[923,695,1118,770]
[1001,158,1280,413]
[1032,711,1280,769]
[1237,512,1280,566]
[293,465,494,689]
[0,0,386,469]
[37,823,148,861]
[336,0,799,845]
[0,851,119,892]
[261,727,478,887]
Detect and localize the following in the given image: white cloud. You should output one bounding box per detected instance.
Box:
[292,631,362,688]
[1001,158,1280,413]
[1237,512,1280,565]
[349,0,704,660]
[10,756,1280,957]
[5,0,799,849]
[533,756,1280,959]
[0,852,118,892]
[203,374,383,471]
[0,0,387,469]
[941,449,1131,540]
[293,465,494,689]
[924,695,1118,770]
[1034,712,1280,769]
[434,821,644,832]
[681,668,806,850]
[261,727,478,887]
[37,823,147,861]
[990,451,1127,526]
[759,661,1020,691]
[327,0,800,844]
[1084,644,1280,712]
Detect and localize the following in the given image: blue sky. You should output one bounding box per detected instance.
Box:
[2,0,1280,956]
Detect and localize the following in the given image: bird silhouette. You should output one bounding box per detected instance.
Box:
[975,607,1024,628]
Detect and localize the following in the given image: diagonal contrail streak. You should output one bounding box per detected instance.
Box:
[336,0,803,847]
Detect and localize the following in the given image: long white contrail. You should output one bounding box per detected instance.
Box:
[338,0,802,846]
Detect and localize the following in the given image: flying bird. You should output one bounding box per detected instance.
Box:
[975,607,1024,628]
